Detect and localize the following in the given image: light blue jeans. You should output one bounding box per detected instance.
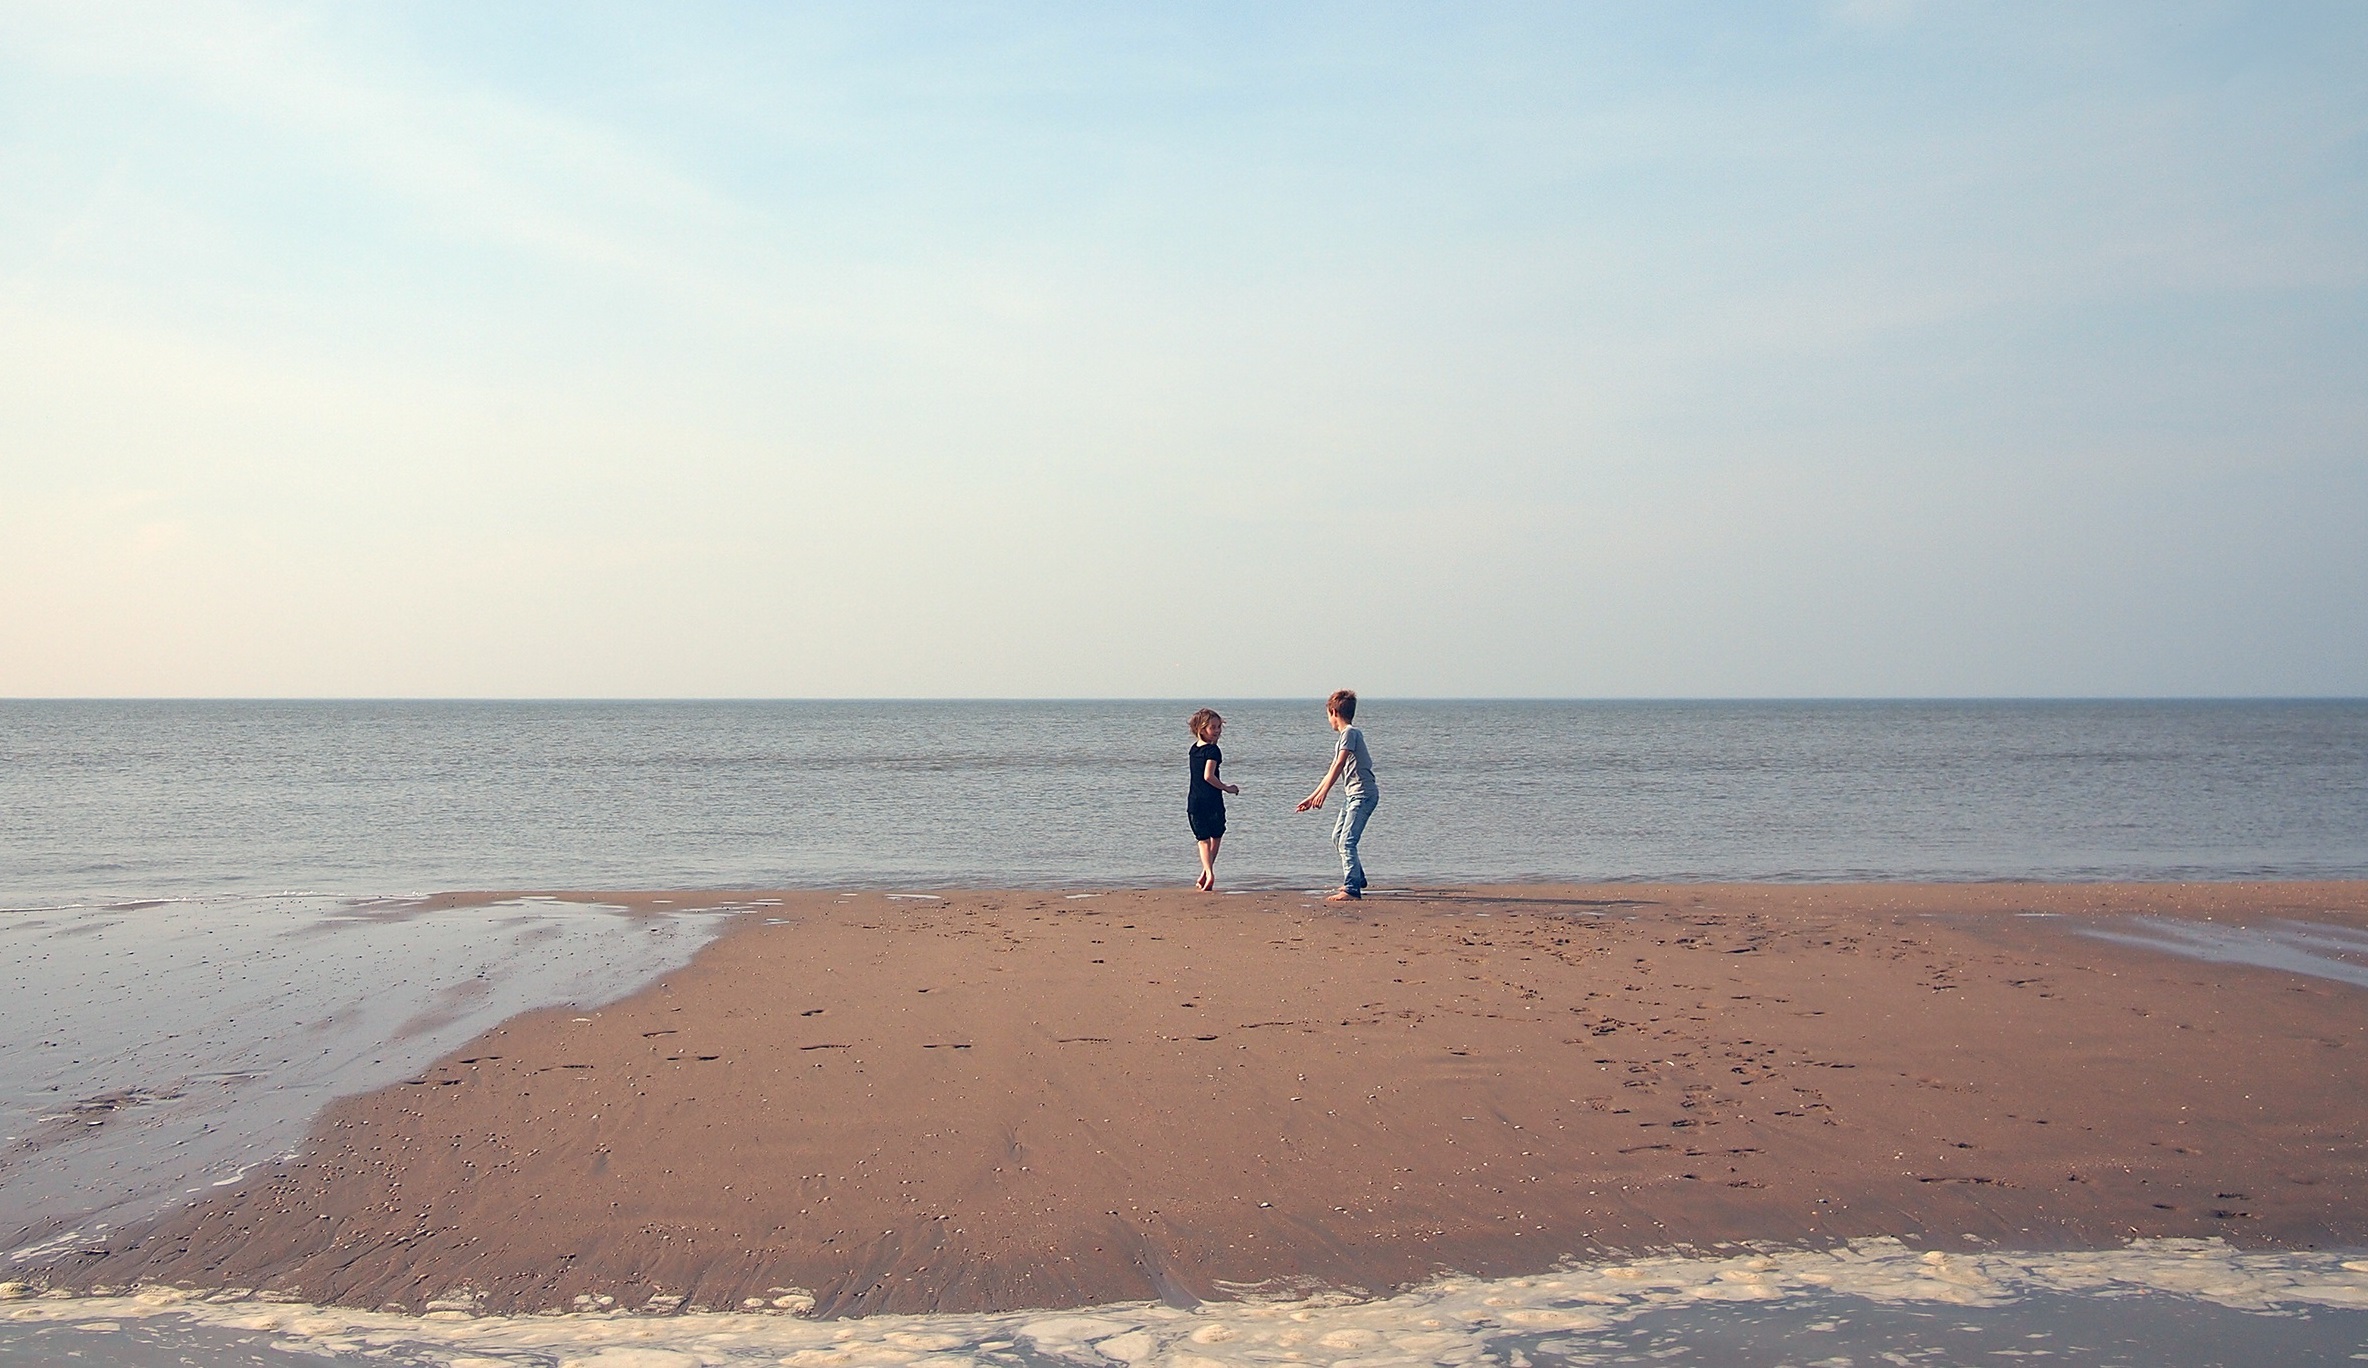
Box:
[1334,792,1377,894]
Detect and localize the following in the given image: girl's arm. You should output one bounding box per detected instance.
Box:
[1297,751,1347,810]
[1202,757,1239,796]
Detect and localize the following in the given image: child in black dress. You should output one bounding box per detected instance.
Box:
[1186,708,1240,892]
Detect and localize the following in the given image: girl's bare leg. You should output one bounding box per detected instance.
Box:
[1197,836,1221,891]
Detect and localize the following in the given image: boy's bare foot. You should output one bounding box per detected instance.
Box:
[1325,889,1360,902]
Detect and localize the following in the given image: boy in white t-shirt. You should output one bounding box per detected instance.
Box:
[1296,689,1379,902]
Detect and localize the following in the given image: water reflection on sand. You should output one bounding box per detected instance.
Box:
[0,894,738,1264]
[2080,917,2368,989]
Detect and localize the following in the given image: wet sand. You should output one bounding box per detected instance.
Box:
[0,893,735,1267]
[38,883,2368,1316]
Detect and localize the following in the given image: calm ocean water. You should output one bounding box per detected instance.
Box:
[4,698,2366,905]
[7,700,2367,1365]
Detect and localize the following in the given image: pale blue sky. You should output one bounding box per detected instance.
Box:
[3,2,2362,697]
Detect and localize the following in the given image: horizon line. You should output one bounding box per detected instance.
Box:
[5,695,2365,705]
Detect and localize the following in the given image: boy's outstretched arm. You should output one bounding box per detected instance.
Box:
[1297,752,1348,811]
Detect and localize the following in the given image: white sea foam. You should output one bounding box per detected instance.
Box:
[0,894,735,1263]
[4,1238,2365,1367]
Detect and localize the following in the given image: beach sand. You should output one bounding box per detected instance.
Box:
[39,883,2368,1316]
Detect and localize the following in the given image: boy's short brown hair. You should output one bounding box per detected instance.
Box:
[1187,708,1222,739]
[1326,690,1357,722]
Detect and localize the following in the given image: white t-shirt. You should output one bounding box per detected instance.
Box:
[1336,725,1377,799]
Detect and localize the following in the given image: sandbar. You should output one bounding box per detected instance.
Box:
[38,882,2368,1316]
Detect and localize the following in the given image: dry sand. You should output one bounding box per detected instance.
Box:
[43,883,2368,1316]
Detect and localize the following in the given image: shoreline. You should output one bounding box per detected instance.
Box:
[33,881,2368,1317]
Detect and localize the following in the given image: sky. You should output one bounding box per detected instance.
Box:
[2,2,2363,698]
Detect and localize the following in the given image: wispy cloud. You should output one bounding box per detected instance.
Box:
[1,2,2362,696]
[4,1,743,281]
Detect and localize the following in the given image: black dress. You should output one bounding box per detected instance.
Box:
[1187,741,1226,840]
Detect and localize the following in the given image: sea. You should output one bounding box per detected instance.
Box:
[4,698,2367,1366]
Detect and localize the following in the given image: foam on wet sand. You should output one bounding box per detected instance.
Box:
[6,1237,2368,1367]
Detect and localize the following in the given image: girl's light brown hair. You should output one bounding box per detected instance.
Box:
[1327,689,1357,721]
[1187,708,1222,739]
